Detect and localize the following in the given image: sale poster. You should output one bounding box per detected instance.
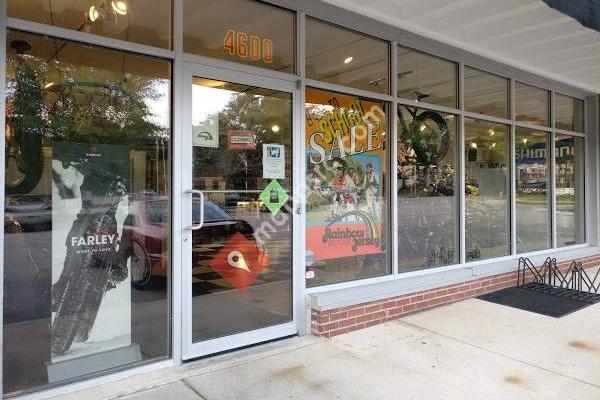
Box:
[305,89,386,262]
[51,142,132,362]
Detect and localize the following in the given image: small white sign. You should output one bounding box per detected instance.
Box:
[262,144,285,179]
[193,116,219,148]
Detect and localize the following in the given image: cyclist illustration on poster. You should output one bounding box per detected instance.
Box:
[305,91,385,262]
[51,142,133,362]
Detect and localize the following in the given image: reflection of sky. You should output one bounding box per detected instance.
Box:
[192,85,233,125]
[145,80,170,128]
[112,81,235,130]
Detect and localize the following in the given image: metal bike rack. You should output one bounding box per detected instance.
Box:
[517,257,600,304]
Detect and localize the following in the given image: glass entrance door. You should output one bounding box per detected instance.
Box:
[181,65,297,358]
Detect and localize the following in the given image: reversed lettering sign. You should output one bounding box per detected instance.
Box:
[227,130,256,150]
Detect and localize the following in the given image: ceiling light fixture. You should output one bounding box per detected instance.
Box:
[271,125,280,133]
[344,56,353,64]
[111,0,128,15]
[44,82,55,89]
[471,142,478,149]
[88,5,100,22]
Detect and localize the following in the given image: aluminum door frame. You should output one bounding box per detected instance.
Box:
[180,61,301,360]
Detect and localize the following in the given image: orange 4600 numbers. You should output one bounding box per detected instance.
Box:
[224,29,273,64]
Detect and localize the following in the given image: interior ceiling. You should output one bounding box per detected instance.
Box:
[322,0,600,94]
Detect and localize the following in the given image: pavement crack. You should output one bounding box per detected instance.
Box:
[395,319,600,391]
[181,378,210,400]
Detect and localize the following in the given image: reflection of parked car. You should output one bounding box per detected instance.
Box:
[5,194,52,231]
[122,197,260,288]
[224,192,256,207]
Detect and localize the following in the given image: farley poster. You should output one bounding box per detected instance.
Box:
[305,89,385,262]
[51,142,132,362]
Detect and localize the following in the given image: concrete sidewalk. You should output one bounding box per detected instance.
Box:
[54,297,600,400]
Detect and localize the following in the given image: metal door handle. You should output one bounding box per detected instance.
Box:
[187,189,204,231]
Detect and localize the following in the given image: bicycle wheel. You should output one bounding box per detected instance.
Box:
[130,237,152,289]
[410,110,450,165]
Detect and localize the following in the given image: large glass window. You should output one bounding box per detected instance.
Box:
[515,128,551,253]
[4,30,171,395]
[555,134,585,247]
[464,67,510,119]
[183,0,295,73]
[8,0,172,49]
[305,88,389,286]
[397,47,457,108]
[397,106,458,272]
[555,94,585,133]
[306,18,389,94]
[465,119,510,261]
[515,82,549,127]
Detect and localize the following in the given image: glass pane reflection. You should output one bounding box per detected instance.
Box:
[465,119,510,261]
[515,128,551,253]
[555,134,585,247]
[190,79,293,342]
[4,30,171,396]
[397,106,458,271]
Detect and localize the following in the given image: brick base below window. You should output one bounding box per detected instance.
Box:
[311,255,600,338]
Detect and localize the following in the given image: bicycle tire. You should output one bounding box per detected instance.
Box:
[130,237,152,289]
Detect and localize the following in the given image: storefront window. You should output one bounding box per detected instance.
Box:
[4,30,171,395]
[555,94,585,133]
[305,88,389,286]
[183,0,295,73]
[8,0,172,49]
[515,82,549,127]
[465,119,510,261]
[306,18,389,94]
[555,134,585,247]
[397,47,457,108]
[515,128,551,253]
[464,67,509,119]
[397,107,458,272]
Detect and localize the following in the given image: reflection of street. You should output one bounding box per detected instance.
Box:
[398,196,457,272]
[192,280,292,341]
[2,228,170,391]
[191,199,292,295]
[465,198,510,260]
[556,201,578,246]
[516,197,550,252]
[3,229,52,392]
[191,197,293,342]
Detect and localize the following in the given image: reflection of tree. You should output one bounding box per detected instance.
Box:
[6,45,167,193]
[194,92,290,191]
[5,51,45,195]
[5,38,168,356]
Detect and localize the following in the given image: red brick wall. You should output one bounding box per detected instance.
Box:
[311,255,600,338]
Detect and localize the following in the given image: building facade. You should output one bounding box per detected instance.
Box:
[1,0,600,398]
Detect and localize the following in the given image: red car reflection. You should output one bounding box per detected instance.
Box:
[122,197,261,288]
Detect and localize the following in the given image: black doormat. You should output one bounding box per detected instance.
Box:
[478,286,594,318]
